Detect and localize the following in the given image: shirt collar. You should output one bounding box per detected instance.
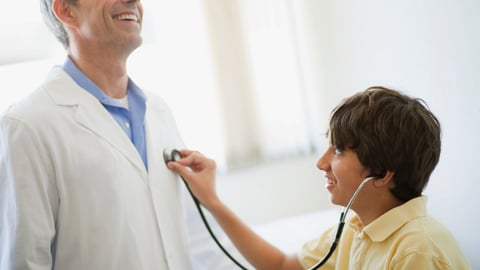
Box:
[62,57,146,107]
[348,196,428,242]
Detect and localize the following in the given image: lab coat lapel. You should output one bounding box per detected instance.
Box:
[74,105,147,174]
[143,94,195,268]
[143,93,185,184]
[143,96,178,193]
[46,67,147,174]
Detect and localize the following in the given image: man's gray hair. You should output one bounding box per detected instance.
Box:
[39,0,76,48]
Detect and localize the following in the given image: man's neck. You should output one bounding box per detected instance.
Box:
[67,48,130,98]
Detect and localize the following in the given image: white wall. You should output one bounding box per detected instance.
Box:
[217,154,333,225]
[218,0,479,268]
[305,1,480,267]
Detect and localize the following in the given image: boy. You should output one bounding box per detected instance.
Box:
[168,86,471,269]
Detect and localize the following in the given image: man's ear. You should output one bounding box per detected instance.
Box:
[372,170,395,188]
[52,0,76,27]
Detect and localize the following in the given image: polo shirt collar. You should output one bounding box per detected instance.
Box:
[348,196,428,242]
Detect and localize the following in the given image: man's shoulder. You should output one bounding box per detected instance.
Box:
[2,88,51,121]
[1,68,70,125]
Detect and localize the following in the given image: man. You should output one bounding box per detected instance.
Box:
[0,0,228,269]
[167,87,471,269]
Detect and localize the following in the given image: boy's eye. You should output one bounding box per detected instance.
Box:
[334,147,342,155]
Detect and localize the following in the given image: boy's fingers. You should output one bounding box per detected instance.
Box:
[167,161,185,174]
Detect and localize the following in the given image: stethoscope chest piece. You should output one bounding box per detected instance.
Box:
[163,149,181,165]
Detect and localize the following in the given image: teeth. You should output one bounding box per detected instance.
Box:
[115,14,138,21]
[327,179,336,184]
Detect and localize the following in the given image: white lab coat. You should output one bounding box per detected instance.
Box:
[0,67,199,269]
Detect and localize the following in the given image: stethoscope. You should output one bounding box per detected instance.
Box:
[163,148,378,270]
[163,149,248,269]
[307,175,378,269]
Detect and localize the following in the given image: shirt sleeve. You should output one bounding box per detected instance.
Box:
[297,225,338,270]
[0,116,58,270]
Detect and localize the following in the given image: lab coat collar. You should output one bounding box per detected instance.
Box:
[44,66,147,175]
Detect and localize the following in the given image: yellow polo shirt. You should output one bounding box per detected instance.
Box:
[298,196,471,269]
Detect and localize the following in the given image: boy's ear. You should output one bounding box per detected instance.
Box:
[52,0,76,27]
[372,170,395,188]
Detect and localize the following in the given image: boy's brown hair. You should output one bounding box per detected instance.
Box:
[329,86,441,202]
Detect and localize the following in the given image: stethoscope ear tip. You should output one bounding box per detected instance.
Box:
[163,148,181,165]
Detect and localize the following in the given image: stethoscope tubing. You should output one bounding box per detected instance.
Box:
[164,148,376,270]
[308,176,376,270]
[164,149,248,269]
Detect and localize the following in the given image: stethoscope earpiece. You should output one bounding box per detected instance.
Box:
[163,148,181,165]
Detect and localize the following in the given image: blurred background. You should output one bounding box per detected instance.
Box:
[1,0,479,267]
